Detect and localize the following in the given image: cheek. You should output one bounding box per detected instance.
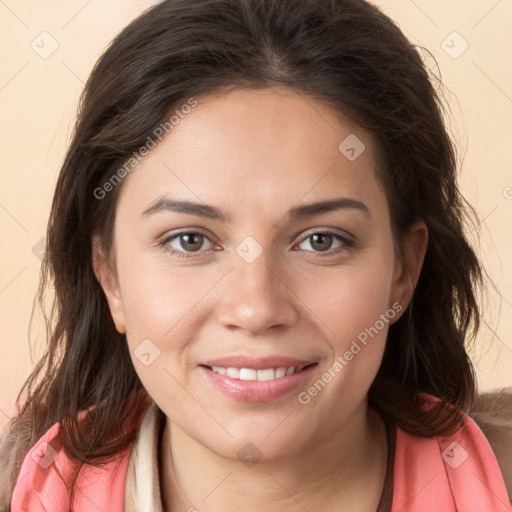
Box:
[116,258,213,402]
[117,250,214,341]
[300,249,396,360]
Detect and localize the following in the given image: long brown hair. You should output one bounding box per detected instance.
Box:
[1,0,490,508]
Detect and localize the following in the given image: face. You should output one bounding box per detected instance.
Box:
[94,87,426,462]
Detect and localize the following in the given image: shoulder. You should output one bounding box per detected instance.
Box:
[471,386,512,500]
[391,393,511,512]
[10,404,149,512]
[10,421,72,511]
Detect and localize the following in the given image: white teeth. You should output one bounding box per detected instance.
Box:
[239,368,257,380]
[275,367,287,378]
[257,369,275,381]
[226,367,240,378]
[210,366,298,380]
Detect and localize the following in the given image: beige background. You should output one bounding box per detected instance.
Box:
[1,0,511,430]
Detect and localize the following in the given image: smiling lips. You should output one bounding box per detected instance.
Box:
[210,366,300,381]
[201,356,314,380]
[200,356,317,402]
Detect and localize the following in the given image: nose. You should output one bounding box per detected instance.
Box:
[215,246,300,335]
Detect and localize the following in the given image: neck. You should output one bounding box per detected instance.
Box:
[159,401,388,512]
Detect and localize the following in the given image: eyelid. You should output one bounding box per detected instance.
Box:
[160,228,217,248]
[161,227,352,246]
[160,227,355,260]
[293,230,355,257]
[296,227,354,244]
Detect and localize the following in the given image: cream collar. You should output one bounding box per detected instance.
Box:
[124,401,165,511]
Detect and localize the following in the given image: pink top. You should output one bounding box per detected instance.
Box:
[10,395,512,511]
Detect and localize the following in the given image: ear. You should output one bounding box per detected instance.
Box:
[91,233,127,334]
[390,221,428,321]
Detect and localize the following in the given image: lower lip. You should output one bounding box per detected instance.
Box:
[199,364,317,402]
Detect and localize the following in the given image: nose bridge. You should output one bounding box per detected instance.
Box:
[235,243,279,295]
[215,238,298,333]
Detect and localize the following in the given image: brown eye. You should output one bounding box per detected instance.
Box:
[177,233,205,252]
[297,231,353,255]
[308,233,334,252]
[163,230,215,256]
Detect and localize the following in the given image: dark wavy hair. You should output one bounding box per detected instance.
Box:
[1,0,489,508]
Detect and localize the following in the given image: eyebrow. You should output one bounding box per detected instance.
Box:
[141,196,372,222]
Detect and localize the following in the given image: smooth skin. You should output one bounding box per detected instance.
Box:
[93,87,428,512]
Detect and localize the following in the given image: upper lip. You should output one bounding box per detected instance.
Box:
[201,356,316,370]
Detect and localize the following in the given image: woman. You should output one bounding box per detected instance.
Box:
[1,0,511,510]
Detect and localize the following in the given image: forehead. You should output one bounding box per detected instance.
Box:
[116,87,386,221]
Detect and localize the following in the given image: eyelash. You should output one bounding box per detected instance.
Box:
[159,229,354,260]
